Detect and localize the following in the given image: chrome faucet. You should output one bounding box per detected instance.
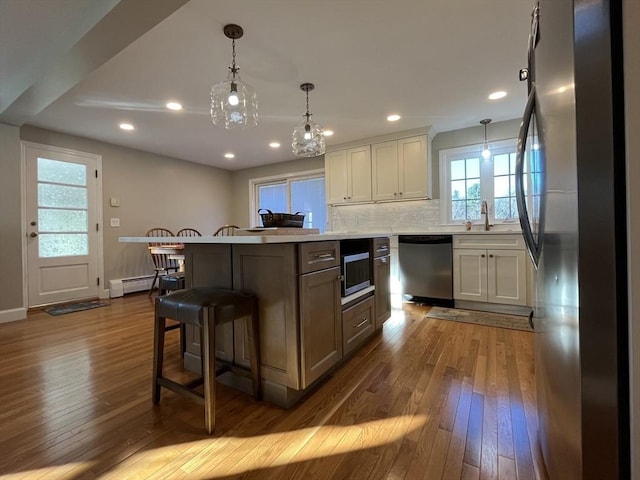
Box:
[481,200,491,231]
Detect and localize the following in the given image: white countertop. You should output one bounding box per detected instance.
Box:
[119,232,391,244]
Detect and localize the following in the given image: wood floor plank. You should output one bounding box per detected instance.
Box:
[0,295,545,479]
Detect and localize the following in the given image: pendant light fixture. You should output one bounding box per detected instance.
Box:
[210,24,258,129]
[480,118,492,159]
[292,83,325,157]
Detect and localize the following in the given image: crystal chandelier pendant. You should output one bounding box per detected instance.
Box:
[210,24,258,129]
[292,83,325,157]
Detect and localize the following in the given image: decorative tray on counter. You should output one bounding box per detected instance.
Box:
[235,227,320,236]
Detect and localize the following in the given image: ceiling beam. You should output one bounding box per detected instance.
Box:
[0,0,189,126]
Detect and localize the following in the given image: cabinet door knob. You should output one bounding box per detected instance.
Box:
[481,254,486,258]
[489,254,494,258]
[343,197,347,200]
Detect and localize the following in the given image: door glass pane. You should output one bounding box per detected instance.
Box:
[37,157,89,258]
[38,184,87,208]
[38,157,86,186]
[291,177,326,231]
[39,209,87,232]
[39,234,88,257]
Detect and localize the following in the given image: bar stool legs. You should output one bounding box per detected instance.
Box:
[151,288,261,435]
[201,308,216,434]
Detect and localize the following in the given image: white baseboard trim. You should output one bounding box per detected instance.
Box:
[0,307,27,323]
[100,288,110,299]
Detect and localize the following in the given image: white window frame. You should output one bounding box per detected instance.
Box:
[439,138,520,226]
[248,168,325,228]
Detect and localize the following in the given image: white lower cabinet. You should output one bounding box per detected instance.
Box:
[452,235,528,306]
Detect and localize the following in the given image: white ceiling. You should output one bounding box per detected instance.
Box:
[0,0,533,171]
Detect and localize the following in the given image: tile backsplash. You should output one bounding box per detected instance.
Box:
[330,199,441,232]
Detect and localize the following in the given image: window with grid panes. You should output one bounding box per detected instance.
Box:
[440,139,525,225]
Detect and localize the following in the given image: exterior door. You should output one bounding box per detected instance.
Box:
[24,143,101,307]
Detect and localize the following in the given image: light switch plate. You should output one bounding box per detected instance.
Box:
[110,218,120,227]
[110,197,120,207]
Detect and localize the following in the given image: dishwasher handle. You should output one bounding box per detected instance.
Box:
[398,235,452,245]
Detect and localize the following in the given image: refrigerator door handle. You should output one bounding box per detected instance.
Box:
[516,86,539,267]
[526,4,540,92]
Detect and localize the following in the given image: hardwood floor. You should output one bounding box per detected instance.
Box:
[0,294,547,479]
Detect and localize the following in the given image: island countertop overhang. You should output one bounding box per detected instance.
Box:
[119,232,391,244]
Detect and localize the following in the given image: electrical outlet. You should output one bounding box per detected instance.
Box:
[110,218,120,227]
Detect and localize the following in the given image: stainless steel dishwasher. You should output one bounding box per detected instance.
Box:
[398,235,453,306]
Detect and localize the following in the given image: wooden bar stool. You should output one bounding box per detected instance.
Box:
[158,273,187,356]
[152,287,261,434]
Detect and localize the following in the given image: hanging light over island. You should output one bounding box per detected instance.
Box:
[292,83,325,157]
[210,24,258,129]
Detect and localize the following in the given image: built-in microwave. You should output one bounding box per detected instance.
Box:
[341,251,370,297]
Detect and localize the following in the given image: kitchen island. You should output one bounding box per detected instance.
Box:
[120,233,391,408]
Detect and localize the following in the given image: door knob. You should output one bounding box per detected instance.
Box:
[29,232,38,238]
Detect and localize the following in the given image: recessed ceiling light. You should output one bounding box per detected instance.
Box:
[119,123,134,131]
[166,102,183,111]
[323,130,334,137]
[387,114,401,122]
[224,152,235,159]
[269,142,280,148]
[488,91,507,100]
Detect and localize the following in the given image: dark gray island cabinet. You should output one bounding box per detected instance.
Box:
[176,235,390,408]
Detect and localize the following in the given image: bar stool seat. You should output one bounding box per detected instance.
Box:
[159,272,185,295]
[152,287,261,434]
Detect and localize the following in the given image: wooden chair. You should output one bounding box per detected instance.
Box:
[146,227,179,296]
[159,228,202,294]
[213,224,238,236]
[177,228,202,237]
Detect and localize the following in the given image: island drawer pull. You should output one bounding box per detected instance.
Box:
[309,252,336,263]
[353,318,369,329]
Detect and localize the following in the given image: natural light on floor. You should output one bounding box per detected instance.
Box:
[5,416,427,479]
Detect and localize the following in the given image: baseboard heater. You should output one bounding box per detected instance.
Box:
[109,275,154,298]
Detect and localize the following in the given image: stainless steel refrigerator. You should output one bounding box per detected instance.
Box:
[515,0,630,478]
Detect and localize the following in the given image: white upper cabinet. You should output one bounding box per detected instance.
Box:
[372,135,429,201]
[399,136,429,199]
[325,146,372,204]
[371,141,399,201]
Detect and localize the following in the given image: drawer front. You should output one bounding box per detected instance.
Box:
[372,237,391,258]
[453,234,524,250]
[298,241,340,274]
[342,296,375,356]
